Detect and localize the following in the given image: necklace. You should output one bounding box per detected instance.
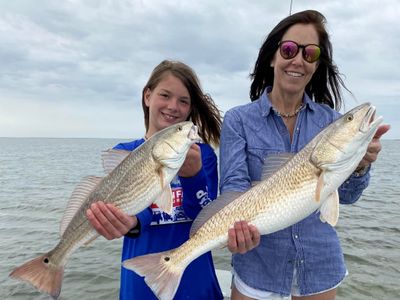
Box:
[272,103,305,118]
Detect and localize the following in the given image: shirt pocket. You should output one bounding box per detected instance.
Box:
[247,147,282,181]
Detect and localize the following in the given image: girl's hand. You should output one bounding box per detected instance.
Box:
[87,201,137,240]
[178,144,202,177]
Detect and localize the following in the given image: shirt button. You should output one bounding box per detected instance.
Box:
[294,235,299,239]
[300,260,304,264]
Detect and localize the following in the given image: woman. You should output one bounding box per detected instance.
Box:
[220,10,389,300]
[87,60,224,299]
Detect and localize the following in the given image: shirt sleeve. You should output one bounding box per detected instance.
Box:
[134,207,153,232]
[338,167,371,204]
[219,109,251,194]
[179,143,218,220]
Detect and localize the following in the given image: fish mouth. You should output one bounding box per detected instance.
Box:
[162,124,201,156]
[188,125,202,143]
[360,105,383,133]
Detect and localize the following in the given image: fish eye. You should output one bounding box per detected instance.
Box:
[346,114,354,122]
[177,125,182,131]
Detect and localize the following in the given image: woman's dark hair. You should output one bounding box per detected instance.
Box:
[250,10,349,110]
[142,60,221,146]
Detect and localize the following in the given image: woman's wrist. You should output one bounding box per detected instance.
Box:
[353,164,370,177]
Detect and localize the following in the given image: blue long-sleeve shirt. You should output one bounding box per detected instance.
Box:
[115,139,223,300]
[219,89,370,296]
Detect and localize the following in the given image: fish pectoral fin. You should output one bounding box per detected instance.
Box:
[101,149,131,174]
[157,165,166,188]
[319,190,339,226]
[60,176,103,236]
[315,172,325,202]
[155,185,173,215]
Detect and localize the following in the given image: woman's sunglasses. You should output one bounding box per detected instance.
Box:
[278,40,321,63]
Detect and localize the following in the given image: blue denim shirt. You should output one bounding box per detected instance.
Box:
[219,89,370,296]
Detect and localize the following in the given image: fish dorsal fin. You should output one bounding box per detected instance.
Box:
[190,191,244,237]
[101,149,131,174]
[154,185,173,215]
[60,176,102,236]
[319,190,339,226]
[261,153,294,180]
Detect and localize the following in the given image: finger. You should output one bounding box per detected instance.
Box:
[87,203,114,239]
[189,143,200,153]
[97,202,127,236]
[249,225,261,247]
[234,222,247,254]
[364,150,379,165]
[240,221,253,250]
[91,202,121,239]
[373,124,390,139]
[86,207,103,232]
[105,203,136,229]
[227,227,238,253]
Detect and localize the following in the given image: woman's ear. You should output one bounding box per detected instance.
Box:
[270,54,276,68]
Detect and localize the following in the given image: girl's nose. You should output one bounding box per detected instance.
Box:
[167,98,178,110]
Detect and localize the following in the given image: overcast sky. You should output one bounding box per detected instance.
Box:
[1,0,399,139]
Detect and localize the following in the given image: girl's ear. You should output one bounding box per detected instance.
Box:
[144,88,151,107]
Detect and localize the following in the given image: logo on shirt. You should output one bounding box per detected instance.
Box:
[150,177,191,225]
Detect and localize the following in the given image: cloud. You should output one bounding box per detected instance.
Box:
[0,0,399,139]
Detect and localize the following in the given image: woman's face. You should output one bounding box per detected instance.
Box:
[271,23,319,96]
[144,73,192,137]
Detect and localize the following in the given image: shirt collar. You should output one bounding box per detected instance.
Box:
[260,87,317,117]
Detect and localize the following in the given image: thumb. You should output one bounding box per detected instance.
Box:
[374,124,390,139]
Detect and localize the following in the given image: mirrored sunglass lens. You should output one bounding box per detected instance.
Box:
[280,41,298,59]
[304,45,321,62]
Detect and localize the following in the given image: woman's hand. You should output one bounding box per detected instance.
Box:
[357,124,390,169]
[178,144,202,177]
[227,221,261,254]
[86,201,137,240]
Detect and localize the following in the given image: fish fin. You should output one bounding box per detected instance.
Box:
[154,185,173,215]
[60,176,102,236]
[10,254,64,299]
[319,190,339,226]
[190,191,244,237]
[261,153,294,180]
[315,172,325,202]
[101,149,131,174]
[123,250,184,300]
[157,165,165,188]
[83,234,100,246]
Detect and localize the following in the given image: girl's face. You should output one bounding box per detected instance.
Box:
[271,23,319,96]
[144,73,192,137]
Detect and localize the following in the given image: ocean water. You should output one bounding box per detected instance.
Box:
[0,138,399,299]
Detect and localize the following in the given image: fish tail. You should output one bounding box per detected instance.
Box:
[123,250,184,300]
[10,254,64,299]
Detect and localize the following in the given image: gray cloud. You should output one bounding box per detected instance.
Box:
[0,0,398,139]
